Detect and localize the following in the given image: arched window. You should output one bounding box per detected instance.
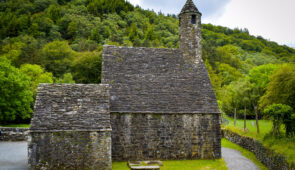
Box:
[191,15,196,24]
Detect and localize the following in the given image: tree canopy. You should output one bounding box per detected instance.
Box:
[0,58,33,123]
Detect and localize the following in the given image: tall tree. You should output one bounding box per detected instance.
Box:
[20,64,54,97]
[0,58,33,123]
[41,40,75,78]
[259,64,295,110]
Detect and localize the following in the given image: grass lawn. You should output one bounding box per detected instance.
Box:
[223,115,295,164]
[0,124,30,128]
[222,138,268,170]
[112,159,228,170]
[223,115,273,140]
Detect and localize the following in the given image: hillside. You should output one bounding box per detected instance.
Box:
[0,0,295,123]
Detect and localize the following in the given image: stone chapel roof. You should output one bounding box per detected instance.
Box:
[102,46,220,114]
[30,84,111,131]
[180,0,201,15]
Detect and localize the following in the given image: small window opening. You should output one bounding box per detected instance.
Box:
[191,15,196,24]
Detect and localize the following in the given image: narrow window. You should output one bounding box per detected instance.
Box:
[191,15,196,24]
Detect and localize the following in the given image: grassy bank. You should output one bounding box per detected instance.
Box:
[223,115,295,164]
[112,159,228,170]
[0,124,30,128]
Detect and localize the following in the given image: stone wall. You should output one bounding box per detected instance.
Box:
[0,127,28,141]
[30,84,111,131]
[179,10,202,65]
[28,131,111,170]
[223,129,295,170]
[29,84,112,170]
[111,113,221,161]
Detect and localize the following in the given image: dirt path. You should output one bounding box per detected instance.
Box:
[222,147,260,170]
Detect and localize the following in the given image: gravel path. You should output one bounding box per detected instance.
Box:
[222,147,260,170]
[0,142,28,170]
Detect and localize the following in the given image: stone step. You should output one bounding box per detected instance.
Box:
[128,161,162,170]
[129,165,160,170]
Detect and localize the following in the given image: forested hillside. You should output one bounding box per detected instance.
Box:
[1,0,295,123]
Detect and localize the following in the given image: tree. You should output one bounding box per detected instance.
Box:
[41,40,75,78]
[87,0,134,17]
[216,63,243,86]
[246,64,280,120]
[0,40,25,66]
[264,104,294,136]
[71,51,102,84]
[56,73,75,83]
[0,58,33,123]
[259,64,295,110]
[20,64,54,97]
[47,5,62,23]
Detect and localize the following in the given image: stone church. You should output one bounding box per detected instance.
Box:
[28,0,221,169]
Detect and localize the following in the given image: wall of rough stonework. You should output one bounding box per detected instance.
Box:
[29,84,112,170]
[223,129,295,170]
[0,127,28,141]
[111,113,221,161]
[179,11,202,65]
[28,131,112,170]
[30,84,111,131]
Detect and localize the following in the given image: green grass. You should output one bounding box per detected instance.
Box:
[223,115,274,140]
[222,138,268,170]
[223,115,295,164]
[112,159,228,170]
[0,124,30,128]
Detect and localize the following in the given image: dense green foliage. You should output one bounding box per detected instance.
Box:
[0,0,294,124]
[20,64,54,97]
[264,104,294,136]
[0,58,33,123]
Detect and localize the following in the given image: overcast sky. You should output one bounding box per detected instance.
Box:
[127,0,295,48]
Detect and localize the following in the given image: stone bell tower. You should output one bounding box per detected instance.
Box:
[179,0,202,65]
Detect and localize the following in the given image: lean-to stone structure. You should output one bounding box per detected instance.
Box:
[102,0,221,161]
[29,0,221,168]
[28,84,111,170]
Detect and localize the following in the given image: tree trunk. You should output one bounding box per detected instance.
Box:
[234,108,237,127]
[244,105,246,131]
[255,106,260,134]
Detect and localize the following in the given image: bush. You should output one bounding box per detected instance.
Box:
[0,58,33,123]
[264,104,294,136]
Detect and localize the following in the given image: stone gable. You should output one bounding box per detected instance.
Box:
[30,84,111,131]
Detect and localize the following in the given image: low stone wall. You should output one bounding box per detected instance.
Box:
[111,113,221,161]
[223,129,295,170]
[0,127,29,141]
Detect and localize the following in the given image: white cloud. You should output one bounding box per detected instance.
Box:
[127,0,143,6]
[127,0,231,18]
[206,0,295,46]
